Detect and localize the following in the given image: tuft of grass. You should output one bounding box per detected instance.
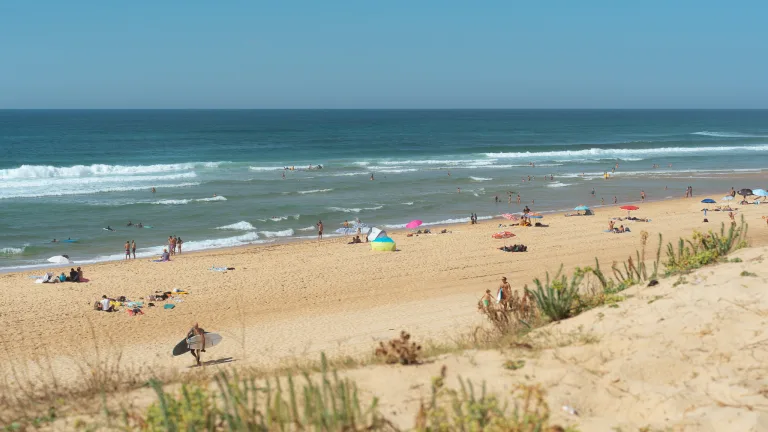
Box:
[526,265,583,322]
[138,353,392,431]
[740,271,757,277]
[374,330,422,365]
[414,366,572,431]
[503,360,526,371]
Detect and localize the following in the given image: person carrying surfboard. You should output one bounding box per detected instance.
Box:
[187,323,206,366]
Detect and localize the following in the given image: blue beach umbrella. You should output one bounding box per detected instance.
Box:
[574,205,590,211]
[701,199,716,204]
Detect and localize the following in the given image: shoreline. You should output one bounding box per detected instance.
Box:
[0,185,744,275]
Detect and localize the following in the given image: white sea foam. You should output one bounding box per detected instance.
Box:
[152,196,226,205]
[401,202,414,206]
[470,176,493,181]
[0,182,201,200]
[259,229,295,238]
[485,145,768,160]
[215,221,256,231]
[376,168,419,174]
[546,182,573,188]
[0,247,25,255]
[383,215,493,229]
[0,162,221,180]
[328,205,382,213]
[298,226,316,231]
[249,166,285,171]
[691,131,768,138]
[297,189,333,194]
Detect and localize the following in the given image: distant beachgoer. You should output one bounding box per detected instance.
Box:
[457,187,461,193]
[508,195,512,204]
[343,220,350,235]
[601,197,605,205]
[447,171,451,177]
[517,194,521,204]
[370,173,374,181]
[213,193,217,197]
[106,226,113,231]
[131,240,136,259]
[523,206,530,214]
[282,171,285,179]
[151,187,156,193]
[168,236,174,255]
[127,221,133,227]
[124,241,131,260]
[317,220,324,240]
[527,175,531,181]
[613,196,617,204]
[591,188,595,196]
[665,186,668,190]
[730,187,736,197]
[177,238,183,254]
[52,239,57,243]
[609,220,615,231]
[550,174,554,180]
[187,323,206,366]
[641,191,646,202]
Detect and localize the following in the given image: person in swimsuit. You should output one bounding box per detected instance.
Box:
[641,190,646,202]
[177,237,183,254]
[480,289,493,310]
[187,323,206,366]
[498,277,512,310]
[317,220,324,240]
[131,240,136,259]
[124,241,131,260]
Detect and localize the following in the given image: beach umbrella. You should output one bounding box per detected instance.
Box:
[574,205,590,211]
[620,205,639,217]
[501,213,519,221]
[739,188,753,198]
[721,196,734,201]
[405,220,423,229]
[701,199,716,204]
[528,215,543,219]
[48,255,73,264]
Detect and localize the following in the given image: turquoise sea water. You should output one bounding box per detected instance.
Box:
[1,110,766,270]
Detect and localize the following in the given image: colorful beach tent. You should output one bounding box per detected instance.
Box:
[367,227,388,242]
[371,236,396,251]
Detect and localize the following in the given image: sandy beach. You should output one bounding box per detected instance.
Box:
[1,195,767,381]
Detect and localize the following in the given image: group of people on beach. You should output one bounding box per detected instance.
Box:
[479,276,535,318]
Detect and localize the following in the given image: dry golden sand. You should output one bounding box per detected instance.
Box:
[0,196,767,386]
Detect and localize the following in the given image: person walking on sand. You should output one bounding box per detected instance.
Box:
[317,220,324,240]
[479,289,493,310]
[124,241,130,260]
[187,323,206,367]
[641,190,646,202]
[177,237,183,254]
[131,240,136,259]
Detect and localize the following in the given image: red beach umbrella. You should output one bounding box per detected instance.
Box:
[620,205,639,217]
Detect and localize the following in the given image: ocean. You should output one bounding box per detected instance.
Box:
[1,110,766,270]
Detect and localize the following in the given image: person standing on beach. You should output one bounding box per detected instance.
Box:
[689,186,693,198]
[124,241,130,260]
[613,196,618,204]
[601,197,605,205]
[516,194,521,205]
[317,220,324,240]
[730,187,736,197]
[641,190,646,202]
[177,237,183,254]
[131,240,136,259]
[591,187,595,196]
[343,220,350,236]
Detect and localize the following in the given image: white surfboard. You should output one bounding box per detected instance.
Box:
[187,332,223,350]
[496,289,503,302]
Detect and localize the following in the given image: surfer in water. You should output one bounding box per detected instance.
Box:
[187,323,206,366]
[106,226,114,231]
[127,221,133,227]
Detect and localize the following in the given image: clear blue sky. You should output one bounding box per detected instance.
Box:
[1,1,766,108]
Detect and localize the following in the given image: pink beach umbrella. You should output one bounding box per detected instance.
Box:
[501,213,519,221]
[405,220,423,229]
